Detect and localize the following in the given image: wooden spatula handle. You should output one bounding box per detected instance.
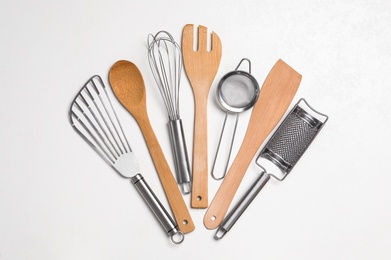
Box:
[204,59,302,229]
[191,96,209,208]
[136,114,195,233]
[203,133,258,228]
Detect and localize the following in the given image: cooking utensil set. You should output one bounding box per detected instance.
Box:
[69,24,329,243]
[204,59,302,229]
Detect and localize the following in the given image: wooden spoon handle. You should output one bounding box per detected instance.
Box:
[204,59,302,229]
[191,97,209,208]
[136,114,195,233]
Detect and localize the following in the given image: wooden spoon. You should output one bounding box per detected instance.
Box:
[204,59,302,229]
[182,24,222,208]
[109,60,195,233]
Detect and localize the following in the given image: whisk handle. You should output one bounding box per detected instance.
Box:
[168,119,192,194]
[131,174,184,244]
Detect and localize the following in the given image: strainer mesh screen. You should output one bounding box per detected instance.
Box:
[220,75,256,108]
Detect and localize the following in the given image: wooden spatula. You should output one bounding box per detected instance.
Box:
[204,59,302,229]
[182,24,222,208]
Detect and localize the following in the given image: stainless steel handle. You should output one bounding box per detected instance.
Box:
[168,119,192,194]
[214,172,270,240]
[131,174,184,244]
[211,112,239,180]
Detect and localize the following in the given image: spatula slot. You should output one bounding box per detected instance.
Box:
[70,76,133,168]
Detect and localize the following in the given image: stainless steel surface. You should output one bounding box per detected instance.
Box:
[211,58,260,180]
[258,98,329,180]
[168,119,191,194]
[69,75,184,244]
[214,171,270,240]
[147,31,191,194]
[131,174,184,244]
[216,98,328,239]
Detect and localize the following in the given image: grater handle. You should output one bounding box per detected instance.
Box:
[131,174,184,244]
[214,171,271,240]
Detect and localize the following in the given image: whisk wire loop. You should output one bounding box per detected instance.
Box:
[147,31,192,194]
[148,31,182,121]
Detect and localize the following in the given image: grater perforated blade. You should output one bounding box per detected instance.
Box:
[259,99,327,178]
[215,98,328,240]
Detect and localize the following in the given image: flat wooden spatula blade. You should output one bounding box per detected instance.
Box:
[204,59,302,229]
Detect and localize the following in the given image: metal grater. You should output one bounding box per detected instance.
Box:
[259,100,327,177]
[215,98,328,239]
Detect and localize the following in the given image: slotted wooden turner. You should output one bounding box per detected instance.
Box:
[204,59,302,229]
[182,24,222,208]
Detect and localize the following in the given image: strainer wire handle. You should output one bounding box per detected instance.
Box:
[235,58,252,73]
[211,58,253,180]
[211,112,239,180]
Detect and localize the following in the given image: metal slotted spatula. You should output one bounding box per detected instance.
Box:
[69,75,184,244]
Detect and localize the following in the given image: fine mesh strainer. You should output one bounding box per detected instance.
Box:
[215,98,329,239]
[211,58,260,180]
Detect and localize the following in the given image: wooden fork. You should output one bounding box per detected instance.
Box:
[182,24,222,208]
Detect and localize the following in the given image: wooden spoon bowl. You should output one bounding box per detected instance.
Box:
[109,61,146,116]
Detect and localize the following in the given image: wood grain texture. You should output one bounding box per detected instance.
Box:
[204,59,302,229]
[109,60,195,233]
[182,24,222,208]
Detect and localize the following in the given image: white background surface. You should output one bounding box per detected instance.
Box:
[1,0,390,259]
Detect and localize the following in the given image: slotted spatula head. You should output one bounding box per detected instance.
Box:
[69,76,187,243]
[69,75,140,178]
[182,24,222,93]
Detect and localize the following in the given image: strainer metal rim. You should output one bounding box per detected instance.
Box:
[216,70,260,113]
